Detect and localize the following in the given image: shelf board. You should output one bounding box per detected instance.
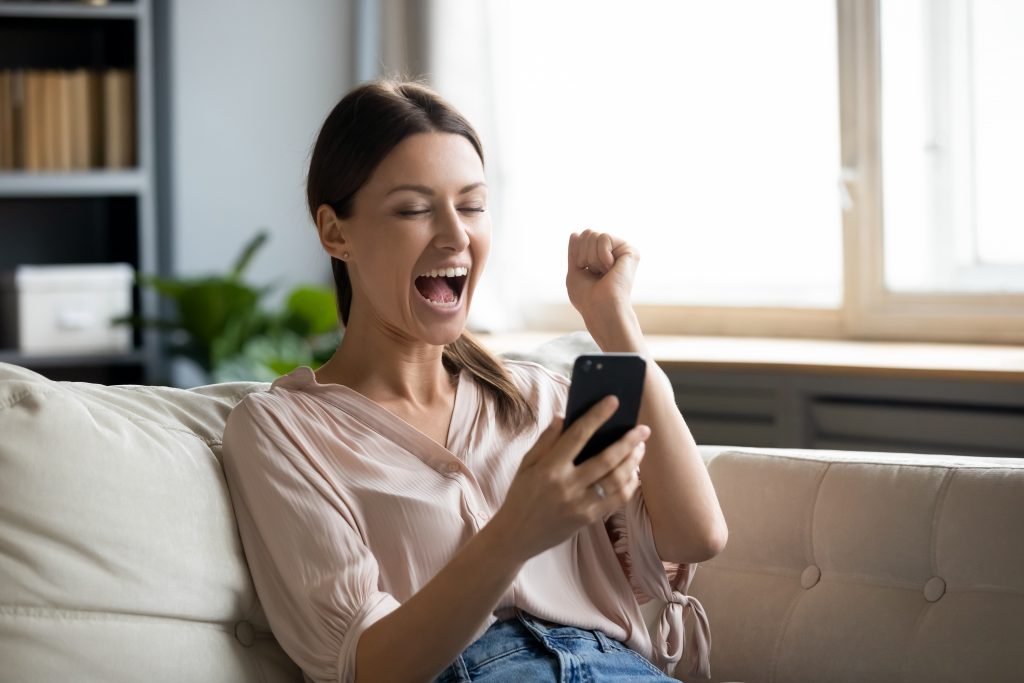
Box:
[0,1,139,20]
[0,169,145,197]
[0,348,146,367]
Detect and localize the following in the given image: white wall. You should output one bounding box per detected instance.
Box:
[166,0,350,303]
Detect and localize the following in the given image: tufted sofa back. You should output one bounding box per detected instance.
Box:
[688,446,1024,683]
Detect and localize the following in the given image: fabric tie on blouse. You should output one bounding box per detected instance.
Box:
[610,485,713,679]
[656,588,711,679]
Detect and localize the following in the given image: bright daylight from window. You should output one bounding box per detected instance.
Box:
[444,0,843,316]
[882,0,1024,293]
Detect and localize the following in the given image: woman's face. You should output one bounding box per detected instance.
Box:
[337,131,490,346]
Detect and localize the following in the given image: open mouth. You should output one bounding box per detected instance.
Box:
[414,269,468,305]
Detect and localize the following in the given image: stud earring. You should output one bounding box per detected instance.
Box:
[342,252,350,260]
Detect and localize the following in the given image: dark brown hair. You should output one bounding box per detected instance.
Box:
[306,79,536,431]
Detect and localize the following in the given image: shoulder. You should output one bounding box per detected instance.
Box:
[222,390,306,467]
[225,366,319,431]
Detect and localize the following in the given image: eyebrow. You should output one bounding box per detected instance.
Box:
[385,182,486,196]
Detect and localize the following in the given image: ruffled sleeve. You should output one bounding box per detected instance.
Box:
[605,488,712,679]
[222,396,401,683]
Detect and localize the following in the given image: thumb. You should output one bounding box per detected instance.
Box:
[520,415,564,469]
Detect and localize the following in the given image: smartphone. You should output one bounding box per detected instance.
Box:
[562,353,647,466]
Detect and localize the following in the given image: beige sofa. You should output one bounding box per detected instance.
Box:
[2,346,1022,683]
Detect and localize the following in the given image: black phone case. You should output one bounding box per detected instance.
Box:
[562,353,646,466]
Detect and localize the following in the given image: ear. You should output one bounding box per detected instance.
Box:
[315,204,352,260]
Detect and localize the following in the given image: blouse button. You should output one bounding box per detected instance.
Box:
[445,463,460,474]
[476,510,489,521]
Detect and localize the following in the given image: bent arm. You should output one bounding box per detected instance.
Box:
[587,306,728,564]
[355,519,524,683]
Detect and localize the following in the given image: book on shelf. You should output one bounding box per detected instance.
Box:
[0,67,135,173]
[102,69,134,169]
[23,70,43,171]
[0,70,12,170]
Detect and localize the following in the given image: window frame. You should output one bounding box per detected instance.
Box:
[839,0,1024,344]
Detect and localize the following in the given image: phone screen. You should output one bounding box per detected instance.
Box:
[562,353,646,466]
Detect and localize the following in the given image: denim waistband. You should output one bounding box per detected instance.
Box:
[434,609,669,683]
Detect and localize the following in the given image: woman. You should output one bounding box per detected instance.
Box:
[222,79,726,683]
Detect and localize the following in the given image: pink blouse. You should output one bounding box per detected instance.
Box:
[221,359,710,683]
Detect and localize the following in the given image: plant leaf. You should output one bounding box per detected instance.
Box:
[176,279,260,354]
[230,230,269,281]
[286,286,339,336]
[138,274,188,299]
[213,329,312,382]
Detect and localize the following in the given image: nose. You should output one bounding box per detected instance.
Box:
[434,204,472,252]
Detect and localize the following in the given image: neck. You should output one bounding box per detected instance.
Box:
[315,312,457,408]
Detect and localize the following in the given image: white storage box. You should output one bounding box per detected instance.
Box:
[0,263,134,355]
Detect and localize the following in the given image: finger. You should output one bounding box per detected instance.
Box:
[573,232,589,270]
[598,233,615,272]
[521,415,564,468]
[567,233,580,272]
[587,232,601,274]
[556,394,619,464]
[576,423,651,484]
[603,466,644,513]
[591,440,646,490]
[591,457,644,521]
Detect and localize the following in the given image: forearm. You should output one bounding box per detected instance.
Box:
[587,306,727,563]
[354,520,524,683]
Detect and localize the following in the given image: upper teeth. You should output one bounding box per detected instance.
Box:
[419,266,469,278]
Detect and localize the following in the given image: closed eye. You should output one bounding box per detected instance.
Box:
[398,208,486,217]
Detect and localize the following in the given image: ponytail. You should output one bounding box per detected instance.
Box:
[442,331,537,433]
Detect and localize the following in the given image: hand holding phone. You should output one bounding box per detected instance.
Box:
[562,353,646,466]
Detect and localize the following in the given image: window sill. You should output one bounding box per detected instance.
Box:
[476,331,1024,383]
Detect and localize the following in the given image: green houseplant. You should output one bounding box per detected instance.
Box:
[120,230,341,384]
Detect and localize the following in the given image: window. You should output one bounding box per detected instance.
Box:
[366,0,1024,342]
[880,0,1024,294]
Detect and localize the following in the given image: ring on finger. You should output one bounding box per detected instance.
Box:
[593,482,606,499]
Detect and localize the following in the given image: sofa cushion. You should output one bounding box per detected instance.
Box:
[0,362,300,683]
[691,446,1024,683]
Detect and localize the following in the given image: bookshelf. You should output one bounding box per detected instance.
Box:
[0,0,161,384]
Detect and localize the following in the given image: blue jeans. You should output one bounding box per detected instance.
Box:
[433,609,678,682]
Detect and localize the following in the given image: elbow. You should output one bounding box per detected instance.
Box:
[688,520,729,564]
[704,520,728,559]
[658,520,728,564]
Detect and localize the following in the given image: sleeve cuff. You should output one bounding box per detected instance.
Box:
[335,591,402,683]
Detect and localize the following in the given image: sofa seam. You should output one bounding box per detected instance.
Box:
[2,381,228,449]
[896,468,957,683]
[767,461,829,683]
[699,561,1024,595]
[0,603,269,634]
[766,578,807,683]
[68,385,227,448]
[806,461,831,573]
[0,385,56,412]
[929,468,956,578]
[715,449,1024,469]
